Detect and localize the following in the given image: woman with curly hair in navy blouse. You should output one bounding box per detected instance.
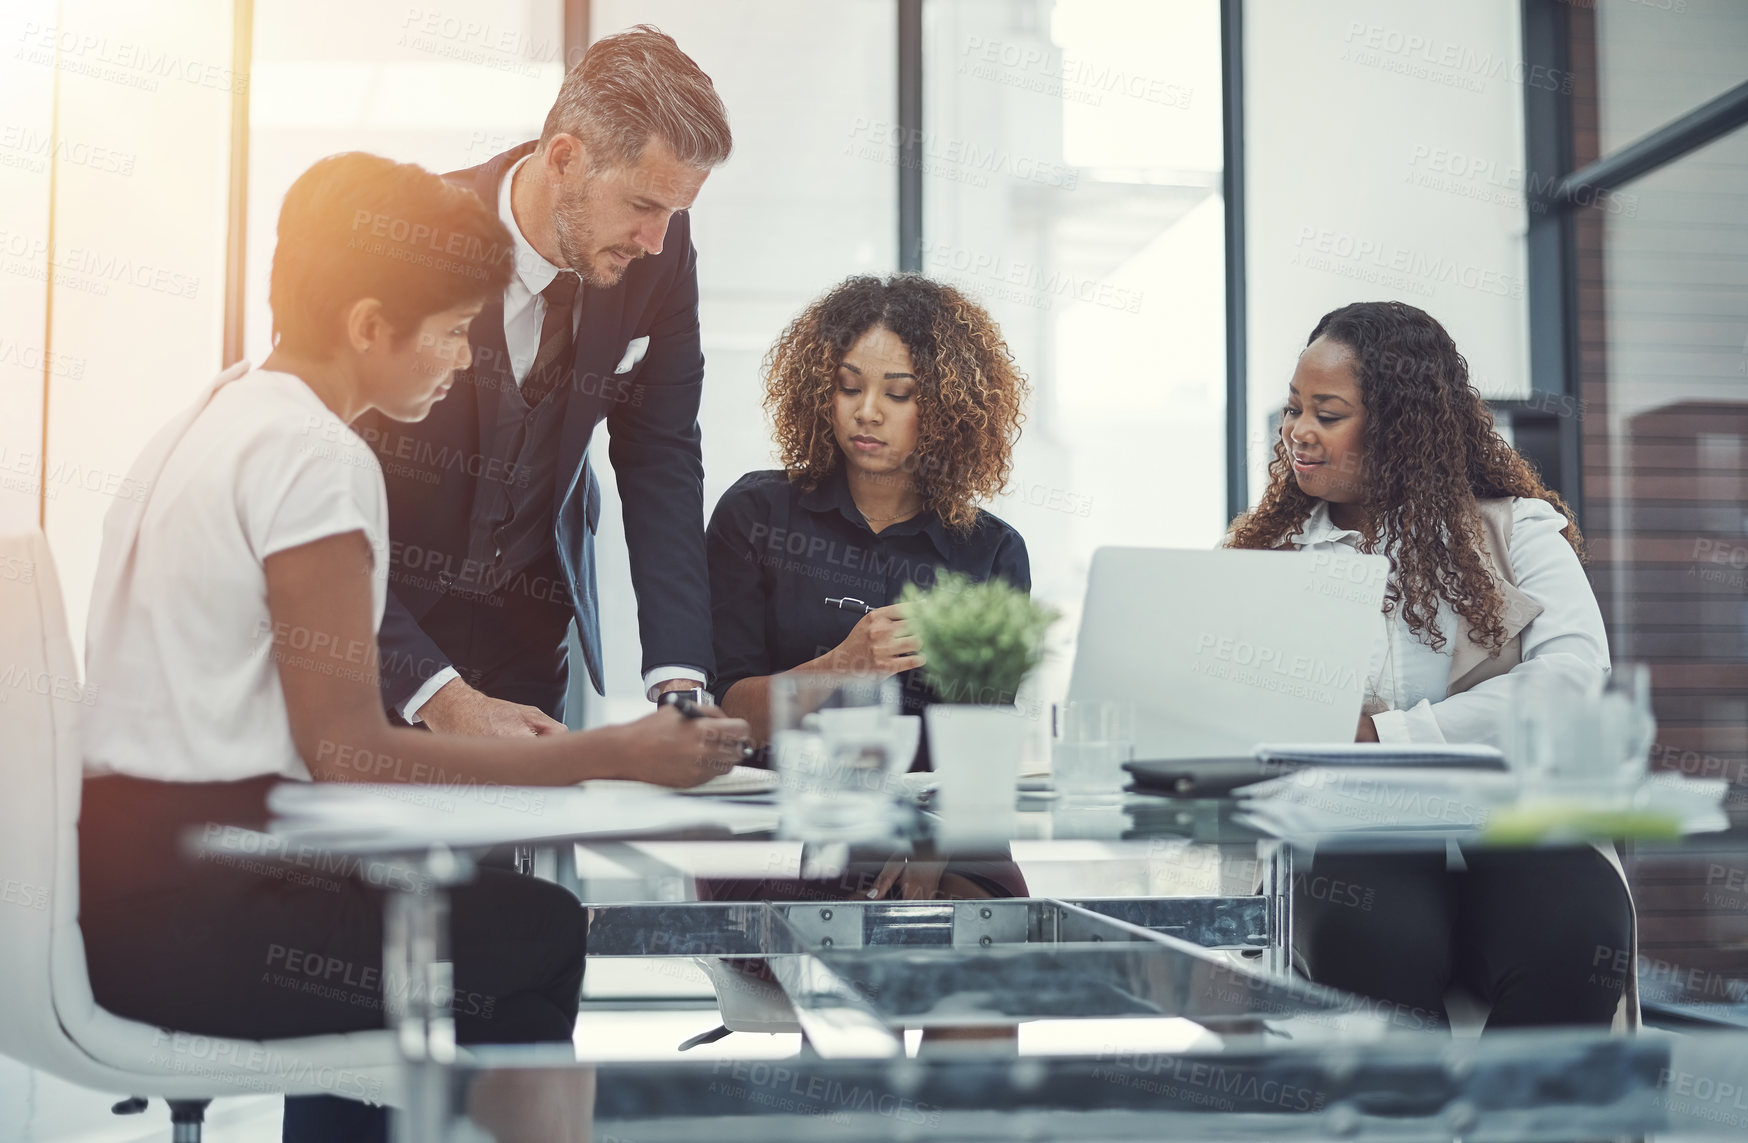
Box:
[705,273,1031,903]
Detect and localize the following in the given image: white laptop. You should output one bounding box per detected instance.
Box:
[1066,547,1390,760]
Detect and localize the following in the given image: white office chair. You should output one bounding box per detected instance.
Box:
[677,958,802,1049]
[0,531,402,1140]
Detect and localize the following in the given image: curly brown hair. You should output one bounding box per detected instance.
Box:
[763,274,1028,532]
[1227,301,1583,653]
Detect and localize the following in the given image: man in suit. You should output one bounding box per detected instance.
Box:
[357,26,732,738]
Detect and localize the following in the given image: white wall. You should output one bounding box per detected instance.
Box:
[4,0,236,660]
[1244,0,1532,496]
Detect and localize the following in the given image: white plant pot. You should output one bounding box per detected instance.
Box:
[925,703,1025,850]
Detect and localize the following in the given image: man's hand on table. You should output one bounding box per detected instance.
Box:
[419,677,567,737]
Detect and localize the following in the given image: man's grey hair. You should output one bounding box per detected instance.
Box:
[540,25,732,172]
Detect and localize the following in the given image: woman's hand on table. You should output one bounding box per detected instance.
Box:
[614,705,749,787]
[828,603,925,677]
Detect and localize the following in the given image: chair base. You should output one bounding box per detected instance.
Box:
[112,1097,209,1142]
[168,1099,208,1142]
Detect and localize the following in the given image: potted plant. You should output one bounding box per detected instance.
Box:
[901,572,1059,843]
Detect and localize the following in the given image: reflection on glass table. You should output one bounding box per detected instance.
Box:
[585,897,1365,1056]
[448,1028,1748,1142]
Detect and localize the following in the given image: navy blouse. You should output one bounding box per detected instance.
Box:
[706,466,1031,761]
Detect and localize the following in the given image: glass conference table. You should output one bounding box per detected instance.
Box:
[192,763,1748,1142]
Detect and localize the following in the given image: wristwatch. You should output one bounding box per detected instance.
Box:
[656,686,712,710]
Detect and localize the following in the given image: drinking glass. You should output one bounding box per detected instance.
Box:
[771,673,900,841]
[1507,666,1654,792]
[1598,662,1656,784]
[1052,700,1135,804]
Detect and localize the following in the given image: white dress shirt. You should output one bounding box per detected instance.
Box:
[1287,496,1611,748]
[400,157,703,722]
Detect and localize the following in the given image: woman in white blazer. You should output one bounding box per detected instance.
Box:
[1225,300,1634,1032]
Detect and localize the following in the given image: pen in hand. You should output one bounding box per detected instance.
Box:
[824,596,875,614]
[669,695,757,762]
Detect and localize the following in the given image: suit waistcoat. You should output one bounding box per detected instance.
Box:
[459,370,571,595]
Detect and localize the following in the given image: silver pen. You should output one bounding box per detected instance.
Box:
[824,596,875,614]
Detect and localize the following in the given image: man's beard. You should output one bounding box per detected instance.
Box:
[552,181,636,288]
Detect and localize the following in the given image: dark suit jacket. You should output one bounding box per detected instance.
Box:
[359,142,714,704]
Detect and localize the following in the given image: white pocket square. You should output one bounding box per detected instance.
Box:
[614,336,650,374]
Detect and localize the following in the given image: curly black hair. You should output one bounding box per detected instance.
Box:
[1228,300,1581,652]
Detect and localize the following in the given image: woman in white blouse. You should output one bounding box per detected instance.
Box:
[1226,300,1632,1031]
[79,152,746,1141]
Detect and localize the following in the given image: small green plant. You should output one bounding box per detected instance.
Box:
[900,572,1060,706]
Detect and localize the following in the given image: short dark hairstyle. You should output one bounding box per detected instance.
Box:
[540,25,732,171]
[268,152,514,356]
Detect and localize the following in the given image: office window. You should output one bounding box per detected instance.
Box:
[241,0,567,367]
[1541,0,1748,991]
[20,0,236,655]
[1245,0,1536,505]
[922,0,1227,705]
[1591,0,1748,154]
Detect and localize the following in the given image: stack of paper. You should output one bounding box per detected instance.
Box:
[266,781,779,852]
[1234,767,1728,847]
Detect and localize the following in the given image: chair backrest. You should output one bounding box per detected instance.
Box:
[0,530,99,1068]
